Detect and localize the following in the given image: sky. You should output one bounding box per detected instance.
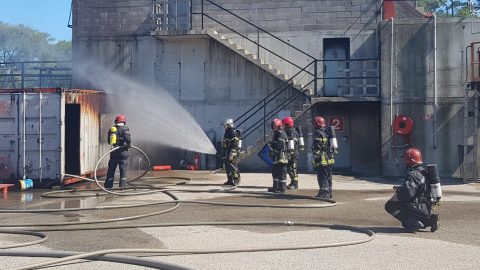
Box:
[0,0,72,42]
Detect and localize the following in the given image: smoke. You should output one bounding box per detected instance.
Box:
[74,61,217,155]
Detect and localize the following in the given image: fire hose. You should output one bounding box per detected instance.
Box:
[0,146,375,270]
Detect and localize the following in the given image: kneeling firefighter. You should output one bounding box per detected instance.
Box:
[105,115,132,189]
[222,118,241,186]
[267,118,288,193]
[385,148,441,233]
[282,116,304,190]
[312,116,336,199]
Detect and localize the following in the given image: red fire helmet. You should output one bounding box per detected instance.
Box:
[314,116,325,128]
[282,116,294,128]
[115,114,126,124]
[271,118,283,131]
[403,147,423,166]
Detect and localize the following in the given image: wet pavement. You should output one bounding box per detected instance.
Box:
[1,171,480,269]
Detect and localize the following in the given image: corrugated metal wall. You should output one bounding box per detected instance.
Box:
[0,89,106,186]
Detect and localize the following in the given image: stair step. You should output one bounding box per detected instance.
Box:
[245,54,258,60]
[277,73,288,80]
[229,43,241,50]
[261,63,273,69]
[303,103,311,110]
[294,84,304,89]
[237,48,249,55]
[254,58,265,65]
[271,69,280,75]
[294,111,303,118]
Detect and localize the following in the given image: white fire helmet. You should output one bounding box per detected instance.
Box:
[224,118,234,129]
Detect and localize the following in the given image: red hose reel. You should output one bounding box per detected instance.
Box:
[392,115,414,146]
[392,115,414,135]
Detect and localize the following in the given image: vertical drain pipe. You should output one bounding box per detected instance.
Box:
[390,18,394,132]
[39,92,43,183]
[433,14,438,149]
[22,91,26,180]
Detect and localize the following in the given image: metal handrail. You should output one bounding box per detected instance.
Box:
[234,61,314,126]
[242,79,314,139]
[202,14,314,74]
[202,0,316,61]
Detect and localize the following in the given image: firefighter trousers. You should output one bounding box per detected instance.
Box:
[225,158,240,181]
[105,157,128,188]
[385,195,433,228]
[316,165,332,196]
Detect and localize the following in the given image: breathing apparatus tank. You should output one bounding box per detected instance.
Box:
[296,126,305,148]
[236,129,242,149]
[109,126,118,146]
[328,126,338,149]
[426,164,442,203]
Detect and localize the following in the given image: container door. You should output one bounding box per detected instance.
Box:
[22,93,62,184]
[323,38,349,97]
[0,94,19,182]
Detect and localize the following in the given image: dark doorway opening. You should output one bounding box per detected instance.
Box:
[65,104,80,175]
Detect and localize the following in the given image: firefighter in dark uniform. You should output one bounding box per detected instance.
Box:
[222,118,241,186]
[267,118,288,193]
[282,116,303,190]
[385,148,440,233]
[105,114,131,189]
[312,116,335,199]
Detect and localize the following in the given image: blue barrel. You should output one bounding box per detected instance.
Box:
[258,144,273,166]
[18,179,34,191]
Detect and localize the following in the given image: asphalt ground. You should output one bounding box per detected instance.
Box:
[1,171,480,269]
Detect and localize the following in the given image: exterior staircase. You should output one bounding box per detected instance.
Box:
[204,29,308,92]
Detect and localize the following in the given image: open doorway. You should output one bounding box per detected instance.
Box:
[65,104,80,175]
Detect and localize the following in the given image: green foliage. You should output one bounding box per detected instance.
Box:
[0,21,71,63]
[417,0,479,17]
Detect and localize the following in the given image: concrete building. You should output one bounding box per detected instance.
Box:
[71,0,480,179]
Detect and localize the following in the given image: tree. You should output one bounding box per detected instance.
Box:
[0,22,72,88]
[0,21,71,63]
[417,0,479,17]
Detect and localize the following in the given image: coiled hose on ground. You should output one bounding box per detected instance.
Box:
[0,146,375,270]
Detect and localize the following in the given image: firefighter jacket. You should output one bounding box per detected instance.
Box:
[108,124,131,159]
[222,127,240,160]
[312,127,334,167]
[396,165,431,216]
[285,127,300,160]
[268,129,288,164]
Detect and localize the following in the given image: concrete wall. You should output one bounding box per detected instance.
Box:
[73,35,305,168]
[192,0,380,32]
[72,0,152,37]
[380,17,480,177]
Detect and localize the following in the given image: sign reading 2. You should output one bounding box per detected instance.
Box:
[328,117,344,132]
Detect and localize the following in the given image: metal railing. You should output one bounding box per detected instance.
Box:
[0,61,72,89]
[235,58,380,140]
[192,0,317,88]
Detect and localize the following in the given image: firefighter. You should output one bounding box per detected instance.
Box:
[222,118,241,186]
[385,148,440,233]
[312,116,335,199]
[267,118,288,193]
[104,114,131,189]
[282,116,303,190]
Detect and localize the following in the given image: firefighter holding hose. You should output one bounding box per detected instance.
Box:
[105,114,131,189]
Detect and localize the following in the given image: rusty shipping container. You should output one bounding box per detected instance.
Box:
[0,88,108,188]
